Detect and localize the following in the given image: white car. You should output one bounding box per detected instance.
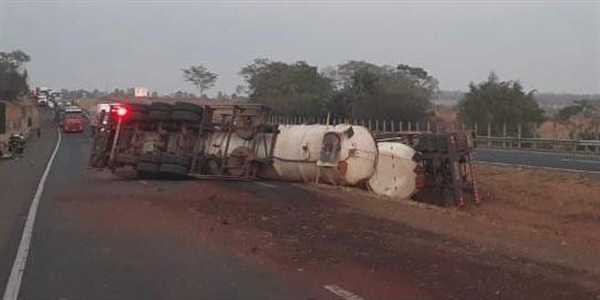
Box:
[36,96,48,106]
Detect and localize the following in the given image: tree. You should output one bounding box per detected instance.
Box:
[240,59,333,116]
[0,50,31,100]
[328,61,437,121]
[182,65,217,97]
[458,72,545,136]
[555,99,599,139]
[0,50,30,70]
[110,88,125,97]
[240,59,436,120]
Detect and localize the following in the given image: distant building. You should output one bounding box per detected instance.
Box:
[127,87,149,98]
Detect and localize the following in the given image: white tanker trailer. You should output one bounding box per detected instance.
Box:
[268,124,378,185]
[89,101,431,201]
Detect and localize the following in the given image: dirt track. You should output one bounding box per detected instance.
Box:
[114,164,600,299]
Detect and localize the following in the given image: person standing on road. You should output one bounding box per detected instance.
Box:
[54,107,61,125]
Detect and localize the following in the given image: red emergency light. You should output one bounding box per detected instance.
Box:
[117,107,128,117]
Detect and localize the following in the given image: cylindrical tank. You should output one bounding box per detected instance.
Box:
[269,124,377,185]
[204,132,272,159]
[367,142,417,199]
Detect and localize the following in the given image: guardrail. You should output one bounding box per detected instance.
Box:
[474,136,600,154]
[267,115,600,155]
[266,115,600,155]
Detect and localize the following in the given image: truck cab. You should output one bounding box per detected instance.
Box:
[62,106,85,133]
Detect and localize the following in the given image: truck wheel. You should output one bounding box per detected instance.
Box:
[139,153,161,163]
[171,110,200,123]
[129,103,149,121]
[129,103,150,112]
[150,102,172,112]
[159,163,189,177]
[137,161,160,178]
[148,110,170,121]
[174,102,204,114]
[129,110,147,122]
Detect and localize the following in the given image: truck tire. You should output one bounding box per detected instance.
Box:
[159,163,189,177]
[128,104,149,122]
[129,103,150,112]
[161,154,192,167]
[139,153,161,163]
[148,110,170,121]
[129,111,147,122]
[174,102,204,114]
[171,110,200,123]
[137,161,160,177]
[150,102,172,111]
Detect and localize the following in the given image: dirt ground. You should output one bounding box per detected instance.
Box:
[475,164,600,246]
[109,163,599,300]
[76,98,101,112]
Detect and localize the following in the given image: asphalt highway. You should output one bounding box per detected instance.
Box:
[0,110,324,299]
[0,110,58,296]
[474,148,600,173]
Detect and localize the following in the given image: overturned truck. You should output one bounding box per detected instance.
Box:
[89,102,380,183]
[89,101,478,207]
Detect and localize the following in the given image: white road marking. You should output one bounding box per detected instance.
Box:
[324,284,366,300]
[139,180,148,185]
[561,158,600,164]
[2,128,62,300]
[477,161,600,174]
[255,181,276,188]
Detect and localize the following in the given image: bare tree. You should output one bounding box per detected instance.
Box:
[182,64,217,97]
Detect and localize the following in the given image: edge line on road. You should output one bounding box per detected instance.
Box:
[560,158,600,164]
[476,148,600,159]
[255,181,276,188]
[2,126,62,300]
[323,284,366,300]
[476,161,600,174]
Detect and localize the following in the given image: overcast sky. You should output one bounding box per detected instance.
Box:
[1,1,599,95]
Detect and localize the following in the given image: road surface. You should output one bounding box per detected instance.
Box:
[474,148,600,173]
[0,110,325,299]
[0,110,58,297]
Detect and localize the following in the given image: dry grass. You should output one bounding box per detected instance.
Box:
[475,164,600,245]
[77,98,103,112]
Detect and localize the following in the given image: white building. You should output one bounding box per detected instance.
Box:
[128,87,149,97]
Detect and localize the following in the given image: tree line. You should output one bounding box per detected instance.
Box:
[0,50,30,100]
[185,60,439,122]
[234,61,594,139]
[186,60,549,131]
[3,49,596,139]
